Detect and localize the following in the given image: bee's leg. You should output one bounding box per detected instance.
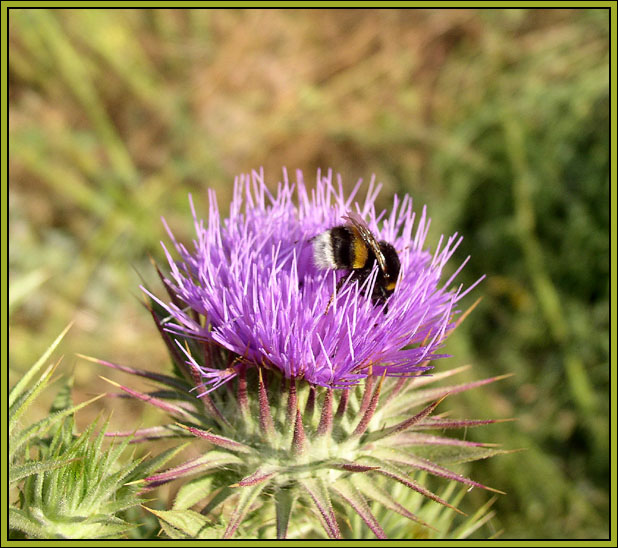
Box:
[382,287,391,315]
[372,284,391,315]
[324,275,349,315]
[324,293,335,315]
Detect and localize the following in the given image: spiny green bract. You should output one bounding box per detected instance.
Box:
[12,416,141,539]
[8,326,181,539]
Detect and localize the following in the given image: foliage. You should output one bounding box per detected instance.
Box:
[8,326,178,539]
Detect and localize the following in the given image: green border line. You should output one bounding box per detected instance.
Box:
[610,2,617,547]
[2,3,615,547]
[0,1,617,8]
[2,2,7,548]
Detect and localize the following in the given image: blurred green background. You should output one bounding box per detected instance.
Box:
[8,8,609,539]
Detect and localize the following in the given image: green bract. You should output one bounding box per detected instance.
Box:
[8,326,180,539]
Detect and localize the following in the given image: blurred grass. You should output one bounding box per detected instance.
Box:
[8,8,609,539]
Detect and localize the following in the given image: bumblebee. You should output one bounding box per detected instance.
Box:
[312,211,401,306]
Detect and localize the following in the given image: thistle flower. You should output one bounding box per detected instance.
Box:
[150,168,478,390]
[89,169,509,539]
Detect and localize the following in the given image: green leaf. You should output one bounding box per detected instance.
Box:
[159,520,188,540]
[74,515,135,539]
[408,444,519,465]
[82,464,132,510]
[145,451,241,485]
[370,447,504,494]
[299,478,341,539]
[131,442,191,484]
[9,361,58,430]
[49,373,74,414]
[9,323,72,408]
[200,485,234,516]
[101,427,134,472]
[451,493,498,539]
[363,395,446,444]
[359,457,464,516]
[173,475,215,510]
[9,506,49,539]
[223,484,267,539]
[148,508,224,539]
[274,487,296,539]
[9,457,78,485]
[331,477,386,539]
[353,473,433,530]
[10,393,104,460]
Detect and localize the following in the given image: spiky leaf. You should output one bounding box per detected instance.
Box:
[147,508,224,539]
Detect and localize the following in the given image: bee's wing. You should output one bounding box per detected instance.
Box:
[342,211,387,273]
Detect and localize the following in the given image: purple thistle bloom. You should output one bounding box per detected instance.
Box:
[145,169,481,391]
